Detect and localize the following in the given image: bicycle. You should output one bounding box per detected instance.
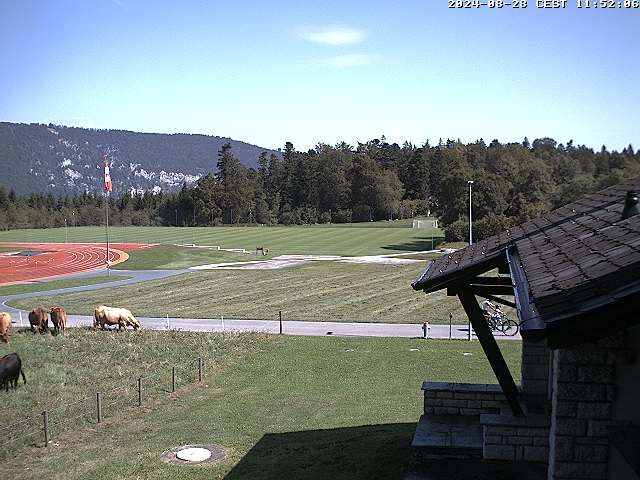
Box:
[485,311,519,336]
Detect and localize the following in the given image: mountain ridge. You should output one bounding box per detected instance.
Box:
[0,122,281,196]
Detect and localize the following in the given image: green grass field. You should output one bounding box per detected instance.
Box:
[9,262,479,324]
[0,275,130,295]
[1,330,521,479]
[0,224,443,257]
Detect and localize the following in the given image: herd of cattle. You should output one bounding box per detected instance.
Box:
[0,305,142,391]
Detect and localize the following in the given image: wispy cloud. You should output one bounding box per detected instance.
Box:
[300,25,365,46]
[318,54,380,68]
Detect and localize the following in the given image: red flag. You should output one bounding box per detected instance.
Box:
[103,155,112,193]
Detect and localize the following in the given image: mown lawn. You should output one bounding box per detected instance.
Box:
[0,275,130,295]
[1,330,521,480]
[9,262,479,324]
[0,224,443,257]
[112,244,260,270]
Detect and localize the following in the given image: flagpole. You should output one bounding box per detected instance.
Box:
[103,154,112,277]
[105,190,110,276]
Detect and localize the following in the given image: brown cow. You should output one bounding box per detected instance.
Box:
[94,306,142,331]
[50,306,67,335]
[0,312,11,343]
[28,307,49,334]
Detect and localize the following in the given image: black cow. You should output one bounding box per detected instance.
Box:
[0,352,26,392]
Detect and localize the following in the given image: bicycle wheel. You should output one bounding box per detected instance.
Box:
[500,318,520,336]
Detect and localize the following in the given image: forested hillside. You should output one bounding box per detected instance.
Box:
[0,122,280,196]
[1,137,638,241]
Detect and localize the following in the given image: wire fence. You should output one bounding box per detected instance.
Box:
[0,357,205,456]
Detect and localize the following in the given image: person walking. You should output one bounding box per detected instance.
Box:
[422,322,430,339]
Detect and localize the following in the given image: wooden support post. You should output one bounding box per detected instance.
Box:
[198,357,203,383]
[42,411,49,447]
[449,312,452,340]
[458,288,523,416]
[279,311,283,335]
[138,377,142,407]
[172,366,176,393]
[96,392,102,423]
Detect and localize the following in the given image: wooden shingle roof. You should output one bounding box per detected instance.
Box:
[412,177,640,345]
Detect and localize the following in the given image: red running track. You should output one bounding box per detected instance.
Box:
[0,243,157,286]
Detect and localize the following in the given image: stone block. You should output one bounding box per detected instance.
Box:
[436,391,453,399]
[574,445,608,463]
[506,436,533,445]
[424,407,434,414]
[556,383,606,402]
[576,402,612,419]
[460,408,483,415]
[587,420,611,437]
[481,400,502,408]
[553,437,575,461]
[517,427,548,437]
[454,392,478,400]
[466,400,482,409]
[487,426,516,435]
[483,444,515,461]
[575,436,608,445]
[559,350,606,365]
[523,364,549,380]
[425,391,438,399]
[554,461,607,479]
[524,445,549,463]
[533,436,549,446]
[555,401,578,417]
[577,366,615,384]
[433,407,460,415]
[484,434,503,445]
[522,379,548,395]
[555,418,587,436]
[556,365,578,382]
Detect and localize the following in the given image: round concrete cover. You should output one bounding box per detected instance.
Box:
[176,447,212,462]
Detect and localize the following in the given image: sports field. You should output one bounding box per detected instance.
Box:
[1,224,472,324]
[0,223,443,257]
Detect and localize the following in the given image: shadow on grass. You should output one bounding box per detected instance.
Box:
[382,238,445,252]
[224,422,416,480]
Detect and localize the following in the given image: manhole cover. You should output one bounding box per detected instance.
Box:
[176,447,212,462]
[160,444,226,466]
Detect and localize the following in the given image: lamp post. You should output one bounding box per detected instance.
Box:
[64,218,67,243]
[467,180,474,245]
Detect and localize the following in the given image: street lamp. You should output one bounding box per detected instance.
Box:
[64,218,68,243]
[467,180,474,245]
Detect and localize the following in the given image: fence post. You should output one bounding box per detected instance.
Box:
[449,312,452,340]
[42,411,49,447]
[468,321,472,341]
[138,377,142,407]
[198,357,203,383]
[172,366,176,393]
[96,392,103,423]
[279,311,282,335]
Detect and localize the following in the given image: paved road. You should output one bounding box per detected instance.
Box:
[2,269,520,340]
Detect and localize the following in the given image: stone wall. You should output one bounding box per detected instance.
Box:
[521,339,551,397]
[548,332,627,480]
[422,382,505,416]
[481,412,550,463]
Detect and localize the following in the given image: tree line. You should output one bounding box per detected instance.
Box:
[1,137,638,241]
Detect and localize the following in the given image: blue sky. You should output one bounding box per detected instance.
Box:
[1,0,638,151]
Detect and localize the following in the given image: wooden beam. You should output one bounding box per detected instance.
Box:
[458,288,523,416]
[468,277,512,286]
[478,294,517,309]
[469,285,514,296]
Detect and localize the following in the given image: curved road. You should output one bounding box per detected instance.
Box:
[1,269,520,340]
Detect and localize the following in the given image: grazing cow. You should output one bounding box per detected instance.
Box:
[0,352,26,392]
[0,312,11,343]
[28,307,49,334]
[94,306,142,331]
[50,306,67,335]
